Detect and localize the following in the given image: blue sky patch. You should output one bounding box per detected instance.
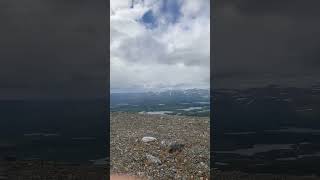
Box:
[141,10,158,29]
[140,0,182,29]
[159,0,182,24]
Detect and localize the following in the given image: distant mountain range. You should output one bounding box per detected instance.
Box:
[111,89,209,105]
[110,89,210,117]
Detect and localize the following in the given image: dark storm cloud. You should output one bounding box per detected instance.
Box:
[215,0,320,17]
[0,0,107,99]
[213,0,320,88]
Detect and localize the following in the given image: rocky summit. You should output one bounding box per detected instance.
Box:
[110,112,210,179]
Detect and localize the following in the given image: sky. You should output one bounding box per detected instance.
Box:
[213,0,320,89]
[0,0,106,99]
[110,0,210,93]
[2,0,320,97]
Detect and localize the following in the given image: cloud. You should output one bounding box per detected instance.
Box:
[110,0,210,92]
[0,0,106,99]
[213,0,320,88]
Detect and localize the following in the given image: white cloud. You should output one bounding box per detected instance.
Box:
[110,0,210,92]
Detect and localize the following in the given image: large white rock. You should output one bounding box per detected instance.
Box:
[141,136,157,143]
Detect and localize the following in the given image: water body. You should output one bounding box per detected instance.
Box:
[265,127,320,134]
[224,131,256,135]
[215,162,229,166]
[276,152,320,161]
[24,133,60,137]
[139,111,173,115]
[216,144,294,156]
[116,103,129,106]
[178,107,203,111]
[90,157,108,165]
[194,102,210,105]
[0,100,106,162]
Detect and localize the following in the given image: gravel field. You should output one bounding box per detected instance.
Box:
[212,171,320,180]
[110,112,210,179]
[0,160,106,180]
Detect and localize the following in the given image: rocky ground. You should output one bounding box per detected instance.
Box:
[110,112,210,179]
[212,171,320,180]
[0,160,106,180]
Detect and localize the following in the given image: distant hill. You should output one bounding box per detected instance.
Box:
[111,89,209,105]
[110,89,210,117]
